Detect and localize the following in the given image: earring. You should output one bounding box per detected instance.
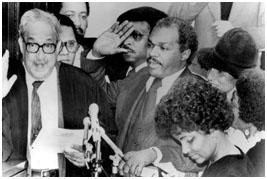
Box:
[244,129,250,137]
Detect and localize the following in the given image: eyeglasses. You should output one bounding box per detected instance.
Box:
[59,40,80,53]
[24,42,56,54]
[129,30,147,42]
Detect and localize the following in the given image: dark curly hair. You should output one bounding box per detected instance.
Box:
[155,76,234,137]
[153,17,198,65]
[236,68,265,131]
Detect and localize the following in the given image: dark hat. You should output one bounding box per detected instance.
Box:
[117,6,167,32]
[197,28,258,78]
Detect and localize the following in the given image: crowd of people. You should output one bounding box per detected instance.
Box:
[2,2,265,177]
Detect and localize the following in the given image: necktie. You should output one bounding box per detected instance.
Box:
[143,78,162,117]
[30,81,43,145]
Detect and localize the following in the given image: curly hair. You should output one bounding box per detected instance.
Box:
[236,68,265,131]
[155,76,234,137]
[154,17,198,65]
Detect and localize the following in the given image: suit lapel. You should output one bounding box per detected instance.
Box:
[207,2,221,21]
[55,62,64,128]
[117,87,146,149]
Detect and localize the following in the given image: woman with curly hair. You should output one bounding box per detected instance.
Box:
[232,68,265,177]
[155,76,255,177]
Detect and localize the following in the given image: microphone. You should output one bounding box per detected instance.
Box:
[89,103,101,142]
[89,104,125,160]
[82,117,91,151]
[99,127,124,159]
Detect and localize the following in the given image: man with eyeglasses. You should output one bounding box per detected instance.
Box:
[56,14,81,66]
[2,8,115,177]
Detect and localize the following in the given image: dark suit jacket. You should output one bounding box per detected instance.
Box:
[2,60,116,176]
[247,139,265,177]
[202,147,255,177]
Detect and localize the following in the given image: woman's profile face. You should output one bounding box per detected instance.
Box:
[207,68,236,93]
[173,131,216,164]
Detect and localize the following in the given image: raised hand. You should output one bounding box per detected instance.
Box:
[92,20,134,58]
[2,50,17,98]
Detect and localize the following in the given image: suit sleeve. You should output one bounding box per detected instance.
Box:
[80,49,121,106]
[2,99,13,162]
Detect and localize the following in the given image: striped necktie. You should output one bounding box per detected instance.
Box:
[30,81,43,145]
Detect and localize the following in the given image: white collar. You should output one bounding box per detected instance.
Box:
[126,62,147,76]
[146,67,186,92]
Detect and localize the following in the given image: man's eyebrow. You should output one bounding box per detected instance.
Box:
[64,10,75,13]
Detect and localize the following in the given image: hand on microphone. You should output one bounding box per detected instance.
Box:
[63,144,87,168]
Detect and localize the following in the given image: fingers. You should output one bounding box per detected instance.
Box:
[135,165,144,176]
[65,156,85,167]
[119,25,134,42]
[113,20,134,39]
[64,148,86,167]
[113,20,128,33]
[108,21,120,33]
[3,50,9,75]
[114,48,129,54]
[71,144,83,152]
[8,75,17,89]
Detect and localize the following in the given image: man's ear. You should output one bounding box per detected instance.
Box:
[18,37,24,55]
[181,49,191,62]
[56,41,62,55]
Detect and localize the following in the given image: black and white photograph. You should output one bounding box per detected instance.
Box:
[2,1,265,177]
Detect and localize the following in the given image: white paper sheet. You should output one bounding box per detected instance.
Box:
[30,128,84,169]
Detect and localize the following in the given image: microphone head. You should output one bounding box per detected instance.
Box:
[83,117,91,126]
[89,103,99,118]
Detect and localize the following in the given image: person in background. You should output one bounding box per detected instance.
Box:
[56,14,81,67]
[232,68,265,177]
[197,28,259,157]
[155,76,255,177]
[197,28,258,104]
[168,2,264,76]
[2,8,114,177]
[47,2,129,81]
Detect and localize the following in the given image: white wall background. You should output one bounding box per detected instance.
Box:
[85,2,171,37]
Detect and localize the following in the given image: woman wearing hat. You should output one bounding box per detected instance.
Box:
[232,68,265,177]
[197,28,258,102]
[155,76,255,177]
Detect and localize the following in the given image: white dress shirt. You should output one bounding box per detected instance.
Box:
[25,67,59,169]
[146,67,186,104]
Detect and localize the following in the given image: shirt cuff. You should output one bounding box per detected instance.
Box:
[150,147,162,164]
[86,50,104,60]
